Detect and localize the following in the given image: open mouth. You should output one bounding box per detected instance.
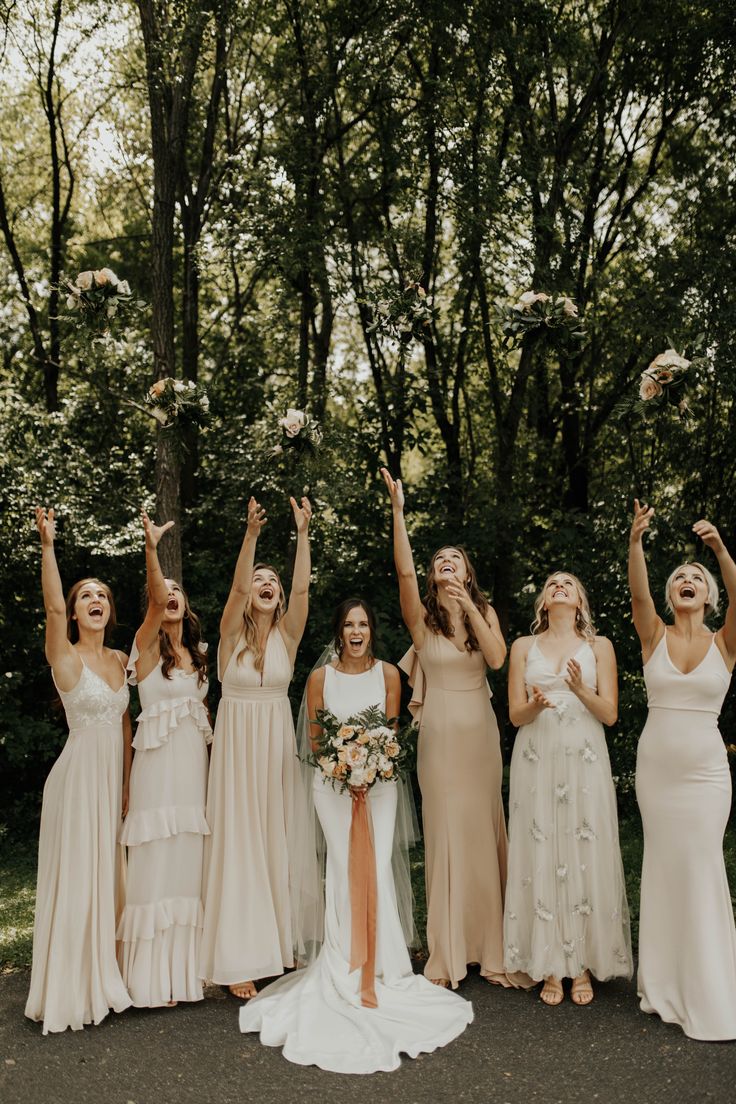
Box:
[166,597,178,611]
[348,637,364,648]
[259,586,274,601]
[439,564,455,576]
[89,605,104,620]
[552,587,567,597]
[680,585,696,599]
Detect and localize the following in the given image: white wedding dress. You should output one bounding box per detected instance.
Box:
[239,662,473,1073]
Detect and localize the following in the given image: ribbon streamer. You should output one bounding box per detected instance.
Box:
[348,789,378,1008]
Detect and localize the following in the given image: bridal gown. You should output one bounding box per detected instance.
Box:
[239,662,473,1074]
[504,639,632,982]
[117,642,212,1005]
[400,633,528,988]
[636,631,736,1040]
[25,657,132,1033]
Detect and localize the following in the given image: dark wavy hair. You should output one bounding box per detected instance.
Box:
[332,597,379,659]
[142,580,208,686]
[424,545,490,654]
[65,578,117,645]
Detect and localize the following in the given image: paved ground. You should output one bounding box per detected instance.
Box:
[1,967,734,1104]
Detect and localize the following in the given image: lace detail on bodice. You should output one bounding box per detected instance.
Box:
[55,662,129,731]
[524,639,596,724]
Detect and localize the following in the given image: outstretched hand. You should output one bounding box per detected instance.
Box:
[142,510,175,550]
[692,519,725,555]
[630,498,654,543]
[531,685,554,710]
[35,506,56,546]
[380,467,405,511]
[246,496,267,539]
[290,495,313,533]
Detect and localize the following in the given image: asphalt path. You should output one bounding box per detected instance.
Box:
[1,967,734,1104]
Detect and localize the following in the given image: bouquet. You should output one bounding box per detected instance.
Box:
[308,705,415,792]
[63,266,141,333]
[498,289,585,348]
[145,377,210,428]
[364,281,434,344]
[614,345,700,422]
[268,406,322,459]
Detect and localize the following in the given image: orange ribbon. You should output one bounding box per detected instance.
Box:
[348,789,378,1008]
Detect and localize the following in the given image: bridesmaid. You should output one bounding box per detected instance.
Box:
[382,469,527,990]
[25,507,131,1033]
[200,494,318,999]
[629,500,736,1040]
[504,571,632,1006]
[117,512,212,1007]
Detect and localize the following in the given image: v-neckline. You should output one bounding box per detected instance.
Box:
[662,629,714,677]
[437,630,468,655]
[533,637,587,676]
[80,658,126,695]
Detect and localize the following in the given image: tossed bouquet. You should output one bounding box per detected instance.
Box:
[308,705,415,792]
[63,266,141,333]
[615,344,703,423]
[268,406,322,459]
[146,376,210,428]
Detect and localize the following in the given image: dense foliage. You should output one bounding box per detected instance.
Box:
[1,0,735,837]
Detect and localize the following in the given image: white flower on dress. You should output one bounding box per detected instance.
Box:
[530,819,547,842]
[574,899,593,916]
[574,820,596,841]
[555,783,569,803]
[615,947,630,965]
[581,741,598,763]
[508,911,517,921]
[521,876,532,887]
[523,739,539,763]
[507,944,520,961]
[535,901,554,922]
[563,940,575,956]
[556,864,568,880]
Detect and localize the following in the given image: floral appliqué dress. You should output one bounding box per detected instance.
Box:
[504,639,632,982]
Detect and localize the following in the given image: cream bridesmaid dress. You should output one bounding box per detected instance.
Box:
[117,642,212,1005]
[636,630,736,1040]
[25,659,132,1033]
[240,662,473,1073]
[504,639,632,981]
[199,627,311,983]
[400,632,528,988]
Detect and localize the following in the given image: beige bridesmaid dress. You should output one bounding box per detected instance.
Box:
[636,631,736,1040]
[401,632,528,989]
[25,660,132,1033]
[199,628,314,984]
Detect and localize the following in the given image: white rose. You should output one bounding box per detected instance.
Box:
[639,374,663,401]
[106,301,118,318]
[345,744,368,769]
[200,395,210,410]
[116,279,131,296]
[280,408,306,438]
[349,767,368,787]
[66,294,80,310]
[95,267,119,287]
[649,348,690,374]
[318,756,336,777]
[187,380,195,389]
[559,296,578,317]
[173,380,187,393]
[516,290,550,311]
[75,270,94,290]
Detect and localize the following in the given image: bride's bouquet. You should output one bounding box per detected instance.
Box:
[308,705,415,792]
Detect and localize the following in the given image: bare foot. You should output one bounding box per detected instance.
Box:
[228,981,257,1000]
[570,971,594,1006]
[540,977,564,1006]
[165,1000,178,1007]
[429,977,450,988]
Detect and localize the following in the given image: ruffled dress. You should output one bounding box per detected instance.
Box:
[117,642,212,1006]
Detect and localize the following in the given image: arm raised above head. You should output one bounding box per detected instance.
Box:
[380,468,425,648]
[134,510,175,681]
[280,496,312,656]
[628,499,663,660]
[36,507,78,686]
[693,519,736,665]
[219,497,266,667]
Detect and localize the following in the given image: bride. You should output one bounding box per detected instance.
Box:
[239,597,473,1073]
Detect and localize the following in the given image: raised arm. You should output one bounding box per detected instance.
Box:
[36,506,79,691]
[380,468,425,649]
[280,496,312,659]
[508,637,554,727]
[219,497,266,668]
[628,499,663,660]
[693,520,736,666]
[133,511,175,683]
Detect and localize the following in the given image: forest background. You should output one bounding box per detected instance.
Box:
[1,0,735,962]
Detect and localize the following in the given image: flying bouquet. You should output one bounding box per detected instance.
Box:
[364,281,434,344]
[63,267,142,333]
[268,407,322,459]
[307,704,416,793]
[145,377,210,428]
[614,347,698,422]
[498,290,585,348]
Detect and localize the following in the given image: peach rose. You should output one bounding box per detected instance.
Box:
[639,374,663,401]
[149,379,167,398]
[516,290,550,312]
[75,270,94,290]
[648,348,690,374]
[280,408,306,438]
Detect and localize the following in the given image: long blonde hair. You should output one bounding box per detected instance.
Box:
[236,562,285,672]
[530,571,596,641]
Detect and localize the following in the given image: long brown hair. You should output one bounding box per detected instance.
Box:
[236,563,285,672]
[424,546,490,653]
[159,582,208,685]
[65,578,117,645]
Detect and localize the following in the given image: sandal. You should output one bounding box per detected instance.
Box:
[570,972,594,1006]
[540,977,564,1006]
